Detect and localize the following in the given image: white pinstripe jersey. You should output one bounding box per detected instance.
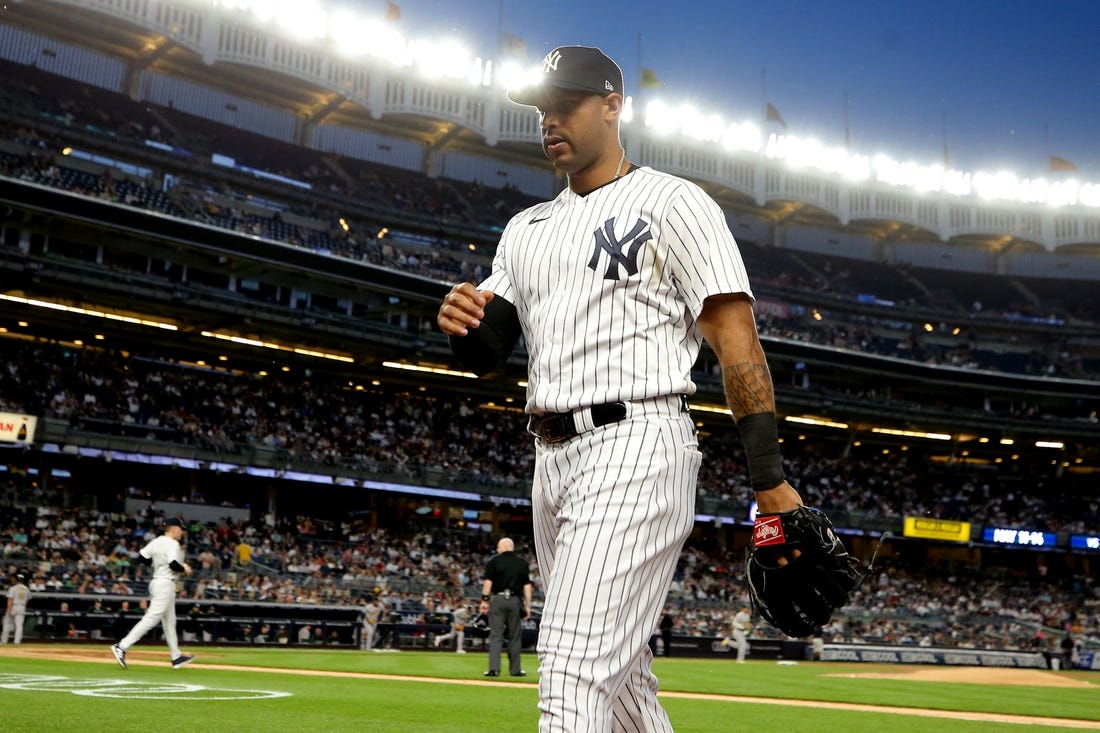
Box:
[479,166,753,414]
[140,534,185,582]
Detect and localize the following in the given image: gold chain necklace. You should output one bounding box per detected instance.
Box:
[613,148,626,180]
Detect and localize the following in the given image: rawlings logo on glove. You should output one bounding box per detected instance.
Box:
[746,506,878,638]
[752,515,786,546]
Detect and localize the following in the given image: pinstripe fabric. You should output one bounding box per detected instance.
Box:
[477,164,752,731]
[480,166,752,414]
[532,413,700,732]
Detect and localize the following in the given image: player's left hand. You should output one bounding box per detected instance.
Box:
[753,481,802,515]
[745,506,869,637]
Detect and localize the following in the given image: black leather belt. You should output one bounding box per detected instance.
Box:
[529,402,628,443]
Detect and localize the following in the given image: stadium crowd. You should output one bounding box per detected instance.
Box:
[1,59,1098,659]
[3,130,1094,381]
[1,481,1097,654]
[1,339,1097,533]
[2,62,1099,380]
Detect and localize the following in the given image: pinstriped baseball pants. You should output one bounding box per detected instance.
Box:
[532,399,699,733]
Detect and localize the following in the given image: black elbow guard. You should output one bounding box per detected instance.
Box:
[448,296,521,376]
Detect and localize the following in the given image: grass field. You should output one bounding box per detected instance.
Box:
[0,644,1097,732]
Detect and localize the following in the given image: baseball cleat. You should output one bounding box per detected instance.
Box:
[111,644,127,669]
[171,654,195,669]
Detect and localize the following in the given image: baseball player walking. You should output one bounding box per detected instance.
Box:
[438,45,804,732]
[1,571,30,644]
[361,596,383,650]
[111,517,195,669]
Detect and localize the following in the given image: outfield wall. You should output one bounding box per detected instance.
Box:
[18,594,1096,671]
[820,643,1047,669]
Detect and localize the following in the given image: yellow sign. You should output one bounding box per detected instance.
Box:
[903,517,971,543]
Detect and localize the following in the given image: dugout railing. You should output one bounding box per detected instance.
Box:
[15,592,541,651]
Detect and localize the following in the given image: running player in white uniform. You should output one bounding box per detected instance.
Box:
[111,517,195,669]
[438,45,803,732]
[434,603,471,653]
[727,605,752,662]
[1,571,30,644]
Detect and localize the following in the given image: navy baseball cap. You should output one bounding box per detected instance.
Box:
[164,517,184,528]
[508,45,624,107]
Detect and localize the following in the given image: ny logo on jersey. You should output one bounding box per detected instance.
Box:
[588,217,652,280]
[542,50,562,73]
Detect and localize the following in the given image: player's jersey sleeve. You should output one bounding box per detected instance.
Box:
[477,199,553,307]
[478,221,515,305]
[664,183,753,319]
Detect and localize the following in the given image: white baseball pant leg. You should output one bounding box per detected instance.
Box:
[533,399,699,733]
[733,629,748,661]
[1,611,23,643]
[119,578,182,659]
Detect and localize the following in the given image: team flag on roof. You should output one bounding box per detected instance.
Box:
[641,68,662,89]
[1050,155,1077,172]
[766,102,787,128]
[500,32,527,57]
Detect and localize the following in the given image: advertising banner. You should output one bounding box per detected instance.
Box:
[821,643,1047,668]
[903,517,971,542]
[0,412,36,444]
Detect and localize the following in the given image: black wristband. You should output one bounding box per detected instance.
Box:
[736,412,785,491]
[481,594,491,602]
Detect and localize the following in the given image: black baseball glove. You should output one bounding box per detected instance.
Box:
[470,612,490,632]
[746,506,871,637]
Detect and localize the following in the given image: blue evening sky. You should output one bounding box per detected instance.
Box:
[381,0,1099,177]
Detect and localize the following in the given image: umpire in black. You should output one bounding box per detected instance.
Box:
[480,537,533,677]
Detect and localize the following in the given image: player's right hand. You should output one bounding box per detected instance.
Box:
[437,283,495,337]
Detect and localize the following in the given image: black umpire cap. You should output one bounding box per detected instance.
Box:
[508,45,623,107]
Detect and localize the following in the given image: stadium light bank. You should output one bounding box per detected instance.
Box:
[206,0,1100,209]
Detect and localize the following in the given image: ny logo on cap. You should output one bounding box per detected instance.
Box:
[542,49,562,73]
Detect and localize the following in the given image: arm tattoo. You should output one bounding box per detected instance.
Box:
[722,361,775,421]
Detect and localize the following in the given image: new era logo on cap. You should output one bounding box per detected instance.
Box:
[508,45,623,107]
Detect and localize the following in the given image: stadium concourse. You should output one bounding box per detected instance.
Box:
[0,2,1097,670]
